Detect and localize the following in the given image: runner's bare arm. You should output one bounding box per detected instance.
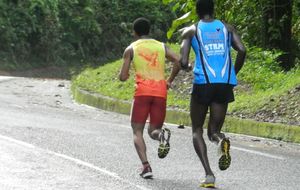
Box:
[180,25,196,70]
[119,46,133,81]
[165,45,180,87]
[225,24,246,75]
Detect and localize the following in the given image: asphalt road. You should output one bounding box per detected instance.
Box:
[0,76,299,190]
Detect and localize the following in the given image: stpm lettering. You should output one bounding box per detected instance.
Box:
[204,43,224,51]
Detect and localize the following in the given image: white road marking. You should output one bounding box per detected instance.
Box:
[11,104,25,109]
[51,152,151,190]
[0,76,16,82]
[0,134,35,149]
[232,146,285,160]
[0,134,151,190]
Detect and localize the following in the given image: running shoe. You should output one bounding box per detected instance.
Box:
[218,137,231,171]
[200,175,215,188]
[140,165,153,179]
[158,128,171,159]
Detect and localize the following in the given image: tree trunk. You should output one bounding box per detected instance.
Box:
[263,0,294,70]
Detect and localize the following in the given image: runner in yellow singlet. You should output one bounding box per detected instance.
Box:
[119,17,180,179]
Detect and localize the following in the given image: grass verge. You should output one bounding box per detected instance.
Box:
[72,85,300,143]
[72,45,300,124]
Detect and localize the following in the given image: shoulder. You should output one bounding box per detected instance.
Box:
[124,45,133,53]
[220,21,235,33]
[123,45,133,58]
[181,24,196,39]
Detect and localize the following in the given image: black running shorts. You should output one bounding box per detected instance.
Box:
[191,83,235,105]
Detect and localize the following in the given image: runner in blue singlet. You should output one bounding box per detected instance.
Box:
[180,0,246,188]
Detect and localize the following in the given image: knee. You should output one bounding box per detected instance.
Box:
[192,128,204,139]
[132,128,143,140]
[133,132,142,141]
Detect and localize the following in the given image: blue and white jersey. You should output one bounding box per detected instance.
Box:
[191,20,237,85]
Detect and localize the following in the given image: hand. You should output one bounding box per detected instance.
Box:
[180,62,189,70]
[186,61,193,72]
[181,61,193,72]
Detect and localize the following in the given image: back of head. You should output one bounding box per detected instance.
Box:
[196,0,214,19]
[133,17,150,37]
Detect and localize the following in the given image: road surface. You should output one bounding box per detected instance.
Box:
[0,76,299,190]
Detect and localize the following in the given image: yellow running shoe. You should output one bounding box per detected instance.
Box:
[218,138,231,171]
[158,128,171,159]
[200,175,215,188]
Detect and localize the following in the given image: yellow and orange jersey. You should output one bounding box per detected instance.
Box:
[131,39,167,98]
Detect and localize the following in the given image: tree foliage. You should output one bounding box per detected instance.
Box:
[164,0,299,69]
[0,0,174,68]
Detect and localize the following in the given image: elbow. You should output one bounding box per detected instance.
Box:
[119,78,126,82]
[119,74,128,82]
[240,46,247,56]
[119,76,126,82]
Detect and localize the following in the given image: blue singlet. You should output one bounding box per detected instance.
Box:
[191,20,237,85]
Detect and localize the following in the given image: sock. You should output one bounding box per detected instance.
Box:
[142,161,150,168]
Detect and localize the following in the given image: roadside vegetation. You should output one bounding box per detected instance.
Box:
[72,45,300,126]
[0,0,174,71]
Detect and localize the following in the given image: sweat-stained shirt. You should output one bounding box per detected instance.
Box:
[130,39,167,98]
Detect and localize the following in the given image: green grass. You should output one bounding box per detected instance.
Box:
[72,59,188,109]
[72,44,300,119]
[229,47,300,114]
[73,60,131,100]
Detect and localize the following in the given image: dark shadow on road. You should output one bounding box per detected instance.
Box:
[143,178,225,190]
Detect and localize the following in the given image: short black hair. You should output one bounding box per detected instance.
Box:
[133,17,150,36]
[196,0,214,19]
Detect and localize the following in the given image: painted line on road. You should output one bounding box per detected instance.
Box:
[0,134,151,190]
[50,152,151,190]
[0,134,35,149]
[0,76,15,80]
[0,76,16,83]
[231,146,285,160]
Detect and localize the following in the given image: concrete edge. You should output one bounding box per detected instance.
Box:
[71,85,300,144]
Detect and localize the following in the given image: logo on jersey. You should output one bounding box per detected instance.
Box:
[204,43,225,56]
[138,49,160,68]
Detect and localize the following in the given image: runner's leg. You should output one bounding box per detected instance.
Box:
[131,97,151,163]
[207,102,228,143]
[190,96,214,176]
[148,97,166,140]
[207,102,231,171]
[147,97,171,159]
[132,123,147,162]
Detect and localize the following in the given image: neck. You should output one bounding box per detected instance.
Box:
[138,35,149,39]
[201,15,214,22]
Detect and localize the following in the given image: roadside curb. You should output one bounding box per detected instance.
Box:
[71,85,300,143]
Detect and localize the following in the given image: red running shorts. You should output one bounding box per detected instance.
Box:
[131,96,166,127]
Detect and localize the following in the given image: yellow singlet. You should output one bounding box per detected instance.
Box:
[131,39,167,98]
